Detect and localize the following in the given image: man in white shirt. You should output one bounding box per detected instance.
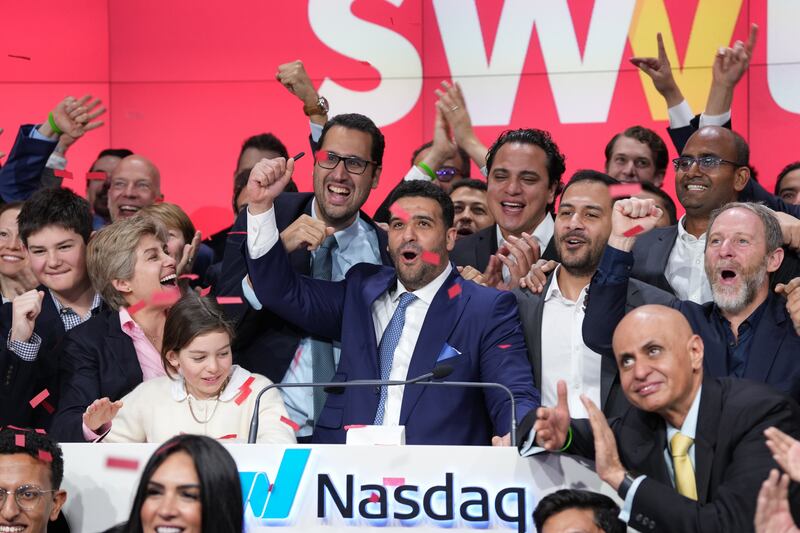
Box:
[243,163,540,445]
[524,304,800,533]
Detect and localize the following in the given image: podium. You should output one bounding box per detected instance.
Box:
[60,443,622,532]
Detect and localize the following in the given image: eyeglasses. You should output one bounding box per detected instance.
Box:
[434,167,461,183]
[315,151,377,175]
[0,486,58,511]
[672,156,743,173]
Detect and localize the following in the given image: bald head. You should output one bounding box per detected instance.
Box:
[108,155,163,221]
[613,305,704,425]
[684,126,749,167]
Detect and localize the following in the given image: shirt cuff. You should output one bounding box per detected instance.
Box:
[518,428,548,457]
[82,421,111,441]
[29,126,58,143]
[8,332,43,362]
[404,165,432,182]
[246,205,280,259]
[699,110,731,128]
[618,475,647,523]
[595,246,634,285]
[667,100,693,129]
[310,121,324,144]
[46,151,68,170]
[241,277,263,310]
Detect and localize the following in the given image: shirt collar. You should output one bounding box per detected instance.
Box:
[311,197,362,250]
[496,213,554,251]
[713,296,769,334]
[666,385,702,441]
[392,262,453,306]
[542,265,590,304]
[50,290,103,316]
[119,307,139,335]
[676,215,706,243]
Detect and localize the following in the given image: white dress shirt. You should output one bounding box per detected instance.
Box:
[665,216,713,304]
[540,267,602,419]
[496,213,554,283]
[371,263,452,426]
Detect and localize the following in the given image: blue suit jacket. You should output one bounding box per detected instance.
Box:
[584,247,800,402]
[246,240,540,445]
[0,125,57,203]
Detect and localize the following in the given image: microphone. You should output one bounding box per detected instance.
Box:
[247,365,453,443]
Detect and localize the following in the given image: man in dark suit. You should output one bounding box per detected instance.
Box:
[244,159,539,444]
[583,197,800,402]
[450,128,564,279]
[218,113,393,439]
[515,171,673,420]
[0,188,103,428]
[527,305,800,532]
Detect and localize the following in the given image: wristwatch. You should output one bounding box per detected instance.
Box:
[303,96,329,117]
[617,471,637,499]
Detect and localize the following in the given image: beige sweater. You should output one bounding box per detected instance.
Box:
[104,365,296,444]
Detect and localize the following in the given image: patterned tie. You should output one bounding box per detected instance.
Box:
[670,432,697,500]
[311,236,338,420]
[373,292,417,425]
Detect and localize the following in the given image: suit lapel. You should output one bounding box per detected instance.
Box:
[531,276,553,390]
[400,269,468,424]
[745,295,787,383]
[106,312,144,384]
[694,379,722,503]
[622,410,671,483]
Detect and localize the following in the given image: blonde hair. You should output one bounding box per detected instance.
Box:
[87,217,168,311]
[137,202,196,244]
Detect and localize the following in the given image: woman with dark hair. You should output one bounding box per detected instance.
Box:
[83,294,295,443]
[112,434,244,533]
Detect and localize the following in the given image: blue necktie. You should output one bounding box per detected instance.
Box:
[374,292,416,425]
[311,236,338,420]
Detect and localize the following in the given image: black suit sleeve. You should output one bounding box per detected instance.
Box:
[50,331,103,442]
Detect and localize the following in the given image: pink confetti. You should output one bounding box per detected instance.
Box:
[344,424,366,431]
[34,428,46,434]
[280,416,300,432]
[106,457,139,470]
[609,183,642,198]
[199,286,212,297]
[150,287,181,306]
[389,204,411,222]
[218,434,237,440]
[29,389,50,409]
[227,231,247,235]
[235,376,255,406]
[421,251,440,265]
[37,450,52,463]
[623,225,645,238]
[178,273,199,281]
[41,401,54,414]
[128,300,147,315]
[216,296,243,305]
[14,434,25,447]
[498,344,511,349]
[448,284,461,299]
[86,171,107,181]
[54,170,73,180]
[383,477,405,486]
[368,492,380,503]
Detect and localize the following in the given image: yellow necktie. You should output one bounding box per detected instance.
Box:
[670,432,697,500]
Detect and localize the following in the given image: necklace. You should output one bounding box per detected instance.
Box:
[186,375,231,425]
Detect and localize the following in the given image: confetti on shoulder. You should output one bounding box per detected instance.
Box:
[498,344,511,349]
[448,284,462,299]
[54,170,74,180]
[29,389,50,409]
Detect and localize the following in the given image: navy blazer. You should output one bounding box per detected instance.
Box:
[246,240,540,445]
[450,223,558,272]
[217,192,392,383]
[50,310,142,442]
[0,289,66,428]
[584,247,800,402]
[0,125,57,203]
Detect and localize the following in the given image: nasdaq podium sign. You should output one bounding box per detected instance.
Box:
[61,444,618,532]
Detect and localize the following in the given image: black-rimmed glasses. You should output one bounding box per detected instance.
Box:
[315,151,377,175]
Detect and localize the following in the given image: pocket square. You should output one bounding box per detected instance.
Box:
[436,342,462,362]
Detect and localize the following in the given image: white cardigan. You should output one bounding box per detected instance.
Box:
[103,365,296,444]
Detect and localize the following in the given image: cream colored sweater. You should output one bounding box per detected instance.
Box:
[103,365,296,444]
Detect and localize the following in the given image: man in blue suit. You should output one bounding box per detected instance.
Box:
[244,157,540,445]
[583,197,800,402]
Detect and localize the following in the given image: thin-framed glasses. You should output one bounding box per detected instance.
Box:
[0,486,58,511]
[672,156,742,173]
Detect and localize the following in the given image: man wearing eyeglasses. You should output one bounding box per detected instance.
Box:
[220,113,393,440]
[629,126,800,304]
[0,428,67,533]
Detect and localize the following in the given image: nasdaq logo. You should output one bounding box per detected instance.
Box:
[240,448,311,521]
